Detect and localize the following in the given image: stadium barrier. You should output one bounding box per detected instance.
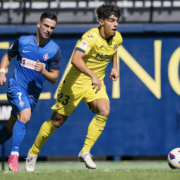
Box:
[0,24,180,160]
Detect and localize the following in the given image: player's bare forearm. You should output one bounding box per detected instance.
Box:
[72,50,102,93]
[0,53,12,86]
[0,53,12,69]
[109,52,119,81]
[111,51,118,69]
[34,60,59,84]
[41,68,59,84]
[72,50,95,78]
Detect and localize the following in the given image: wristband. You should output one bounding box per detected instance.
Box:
[0,69,6,73]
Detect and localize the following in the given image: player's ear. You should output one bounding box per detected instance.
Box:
[99,19,104,26]
[37,21,40,28]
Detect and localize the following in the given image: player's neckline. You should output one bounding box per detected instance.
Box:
[98,28,112,43]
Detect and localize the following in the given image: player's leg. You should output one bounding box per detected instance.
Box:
[25,111,68,172]
[79,84,109,169]
[78,99,109,169]
[7,83,34,171]
[30,80,84,156]
[8,108,31,172]
[82,98,109,153]
[30,111,68,156]
[0,115,17,145]
[25,81,85,171]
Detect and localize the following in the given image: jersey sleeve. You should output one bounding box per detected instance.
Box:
[48,48,61,70]
[75,33,95,55]
[7,39,19,57]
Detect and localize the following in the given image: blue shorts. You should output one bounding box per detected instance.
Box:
[7,79,38,116]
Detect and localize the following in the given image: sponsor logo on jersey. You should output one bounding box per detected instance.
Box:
[21,58,46,70]
[19,101,24,107]
[99,45,103,49]
[23,50,30,53]
[42,136,48,139]
[87,35,94,38]
[10,43,14,49]
[113,44,118,50]
[169,153,175,160]
[79,40,89,50]
[43,53,49,61]
[96,54,114,60]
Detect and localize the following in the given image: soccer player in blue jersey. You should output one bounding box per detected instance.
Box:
[0,12,61,171]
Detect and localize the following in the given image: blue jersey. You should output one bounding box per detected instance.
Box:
[7,35,61,99]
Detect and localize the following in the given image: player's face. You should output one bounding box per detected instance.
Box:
[37,18,56,39]
[103,15,119,38]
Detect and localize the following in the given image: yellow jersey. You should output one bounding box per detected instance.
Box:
[65,27,123,86]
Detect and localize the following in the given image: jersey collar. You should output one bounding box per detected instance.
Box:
[98,27,112,43]
[33,34,51,48]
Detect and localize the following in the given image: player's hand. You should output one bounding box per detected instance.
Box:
[0,72,6,86]
[108,68,119,81]
[35,60,45,73]
[91,75,102,93]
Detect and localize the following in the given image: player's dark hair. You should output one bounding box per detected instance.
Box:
[96,4,121,20]
[40,11,57,22]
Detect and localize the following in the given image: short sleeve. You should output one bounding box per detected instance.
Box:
[7,39,19,57]
[75,33,95,55]
[49,48,61,70]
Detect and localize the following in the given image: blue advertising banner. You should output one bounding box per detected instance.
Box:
[0,36,180,157]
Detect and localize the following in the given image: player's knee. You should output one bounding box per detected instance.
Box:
[19,114,31,124]
[52,119,64,128]
[51,112,68,128]
[99,106,110,116]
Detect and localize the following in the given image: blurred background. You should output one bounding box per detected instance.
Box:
[0,0,180,163]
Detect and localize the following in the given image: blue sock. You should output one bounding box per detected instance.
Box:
[0,125,12,145]
[11,120,27,153]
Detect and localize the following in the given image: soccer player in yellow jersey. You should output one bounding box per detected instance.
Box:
[25,4,123,171]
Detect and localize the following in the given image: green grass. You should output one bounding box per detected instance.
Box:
[1,161,180,180]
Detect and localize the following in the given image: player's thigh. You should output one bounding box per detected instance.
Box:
[89,98,110,116]
[83,84,110,115]
[7,85,32,116]
[7,86,37,116]
[52,82,88,116]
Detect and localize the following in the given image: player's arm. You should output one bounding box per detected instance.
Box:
[0,53,13,86]
[35,48,61,84]
[0,39,19,86]
[72,50,101,93]
[108,51,119,81]
[35,62,59,84]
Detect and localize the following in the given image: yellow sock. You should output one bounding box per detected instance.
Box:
[30,119,58,156]
[81,114,108,153]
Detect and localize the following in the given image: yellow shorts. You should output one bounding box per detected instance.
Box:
[51,81,109,116]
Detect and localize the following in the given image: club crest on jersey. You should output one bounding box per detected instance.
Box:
[56,103,60,109]
[19,101,24,107]
[43,53,49,61]
[113,44,118,50]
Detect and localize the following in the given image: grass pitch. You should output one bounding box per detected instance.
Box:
[1,161,180,180]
